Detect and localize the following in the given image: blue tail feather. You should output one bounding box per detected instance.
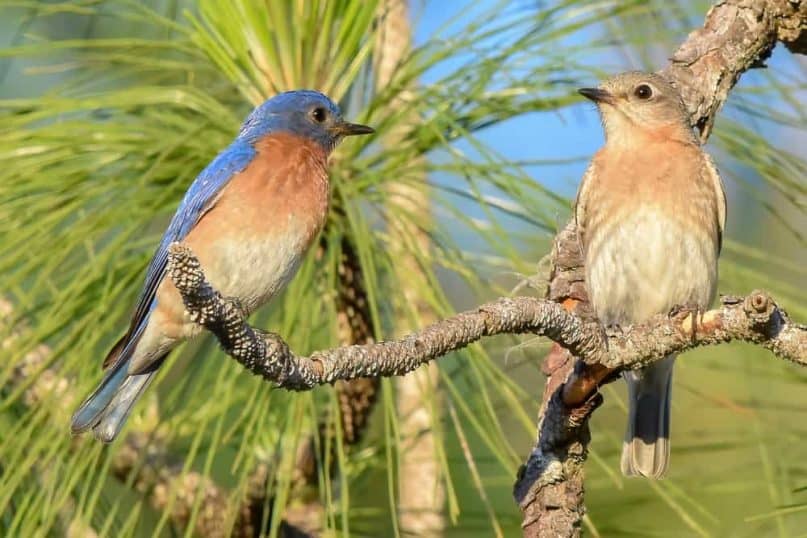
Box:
[71,322,164,442]
[70,358,130,435]
[91,372,157,442]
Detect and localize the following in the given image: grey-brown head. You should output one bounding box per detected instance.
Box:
[579,71,695,144]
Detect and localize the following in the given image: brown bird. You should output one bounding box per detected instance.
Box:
[575,72,726,478]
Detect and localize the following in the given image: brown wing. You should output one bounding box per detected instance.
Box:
[102,334,128,369]
[574,160,598,252]
[702,153,727,253]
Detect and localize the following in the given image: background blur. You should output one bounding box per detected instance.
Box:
[1,1,805,536]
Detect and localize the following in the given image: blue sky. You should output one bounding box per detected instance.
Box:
[412,0,605,199]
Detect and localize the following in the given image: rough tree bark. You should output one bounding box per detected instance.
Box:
[164,244,806,535]
[20,1,795,536]
[166,242,805,381]
[663,0,807,141]
[162,220,804,531]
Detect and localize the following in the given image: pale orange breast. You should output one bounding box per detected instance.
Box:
[584,141,720,239]
[198,133,330,241]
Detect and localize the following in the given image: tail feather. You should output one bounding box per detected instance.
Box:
[621,354,675,479]
[71,358,129,435]
[71,327,164,442]
[92,372,157,442]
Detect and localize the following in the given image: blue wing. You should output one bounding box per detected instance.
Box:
[107,140,256,368]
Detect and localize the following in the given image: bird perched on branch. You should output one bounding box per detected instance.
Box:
[71,91,373,442]
[576,72,726,478]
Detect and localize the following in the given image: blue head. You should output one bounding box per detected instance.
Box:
[238,90,373,152]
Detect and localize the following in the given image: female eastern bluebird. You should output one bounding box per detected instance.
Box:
[576,72,726,478]
[71,91,373,442]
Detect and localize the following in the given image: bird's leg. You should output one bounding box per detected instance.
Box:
[598,322,625,351]
[227,297,248,319]
[668,303,702,343]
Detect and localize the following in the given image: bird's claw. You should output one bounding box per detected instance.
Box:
[669,302,702,342]
[219,296,248,320]
[597,323,624,350]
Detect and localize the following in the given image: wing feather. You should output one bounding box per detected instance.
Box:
[105,140,256,369]
[574,160,598,251]
[702,153,727,253]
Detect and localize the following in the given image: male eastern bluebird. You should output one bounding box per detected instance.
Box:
[71,91,373,442]
[575,72,726,478]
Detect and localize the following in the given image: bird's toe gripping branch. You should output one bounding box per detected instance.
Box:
[167,243,312,388]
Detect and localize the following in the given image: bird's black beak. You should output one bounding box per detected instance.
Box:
[333,121,375,137]
[578,87,614,105]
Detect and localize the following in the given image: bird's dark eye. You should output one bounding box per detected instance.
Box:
[311,107,327,123]
[634,84,653,100]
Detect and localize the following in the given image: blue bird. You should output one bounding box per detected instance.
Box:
[71,90,373,442]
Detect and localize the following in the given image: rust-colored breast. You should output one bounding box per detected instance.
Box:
[208,132,331,241]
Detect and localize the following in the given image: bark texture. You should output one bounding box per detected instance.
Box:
[164,240,807,536]
[163,4,807,526]
[663,0,807,141]
[12,1,799,536]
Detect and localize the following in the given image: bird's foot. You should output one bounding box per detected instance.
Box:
[669,302,702,342]
[598,323,624,350]
[227,297,247,317]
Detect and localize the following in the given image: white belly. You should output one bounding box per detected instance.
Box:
[204,232,307,315]
[129,230,309,373]
[586,208,718,325]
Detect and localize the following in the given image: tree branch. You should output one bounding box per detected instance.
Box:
[167,239,804,537]
[167,232,805,538]
[167,243,805,385]
[663,0,807,140]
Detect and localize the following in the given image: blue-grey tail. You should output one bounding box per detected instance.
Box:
[621,354,676,479]
[92,372,156,442]
[71,337,164,443]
